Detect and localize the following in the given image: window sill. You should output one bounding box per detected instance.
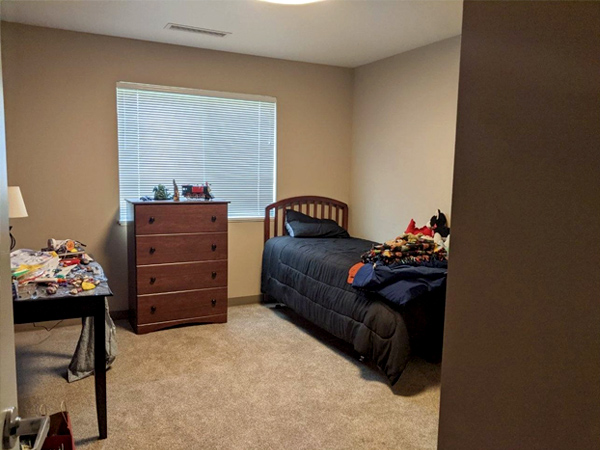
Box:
[228,217,265,223]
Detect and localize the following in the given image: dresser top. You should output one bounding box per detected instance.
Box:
[126,198,230,205]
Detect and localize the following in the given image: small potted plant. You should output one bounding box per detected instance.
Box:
[153,184,172,200]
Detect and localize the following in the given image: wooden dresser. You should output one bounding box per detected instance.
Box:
[126,199,229,334]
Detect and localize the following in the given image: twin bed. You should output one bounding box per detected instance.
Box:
[261,196,446,385]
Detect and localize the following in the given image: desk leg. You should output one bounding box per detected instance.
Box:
[94,300,108,439]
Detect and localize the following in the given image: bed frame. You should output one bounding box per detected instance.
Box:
[264,196,349,243]
[261,195,445,383]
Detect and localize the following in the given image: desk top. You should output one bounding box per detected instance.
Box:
[15,261,113,302]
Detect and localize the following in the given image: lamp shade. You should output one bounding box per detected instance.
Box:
[8,186,28,218]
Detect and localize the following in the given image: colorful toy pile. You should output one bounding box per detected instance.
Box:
[11,238,105,297]
[361,233,447,266]
[360,210,451,266]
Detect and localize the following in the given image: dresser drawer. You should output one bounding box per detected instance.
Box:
[137,288,227,324]
[136,233,227,265]
[137,260,227,295]
[135,204,227,235]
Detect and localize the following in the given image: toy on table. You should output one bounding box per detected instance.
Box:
[12,238,103,297]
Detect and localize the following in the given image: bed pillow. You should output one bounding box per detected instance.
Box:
[285,210,350,238]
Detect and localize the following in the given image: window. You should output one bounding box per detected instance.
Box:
[116,82,276,222]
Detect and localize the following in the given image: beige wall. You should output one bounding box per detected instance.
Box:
[2,22,354,311]
[350,36,460,241]
[438,1,600,448]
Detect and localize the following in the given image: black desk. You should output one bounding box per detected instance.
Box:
[13,263,112,440]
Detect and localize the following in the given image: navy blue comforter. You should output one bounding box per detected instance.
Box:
[261,236,446,384]
[352,262,447,307]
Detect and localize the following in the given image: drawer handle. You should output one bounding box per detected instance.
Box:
[211,244,217,251]
[211,299,217,306]
[149,247,156,254]
[211,215,217,222]
[149,216,155,224]
[211,271,217,279]
[150,277,157,284]
[150,305,157,314]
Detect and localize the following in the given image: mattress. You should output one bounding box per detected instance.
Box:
[261,236,445,384]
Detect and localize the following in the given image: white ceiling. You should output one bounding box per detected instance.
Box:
[1,0,463,68]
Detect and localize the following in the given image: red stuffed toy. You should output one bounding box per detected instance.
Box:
[405,219,434,237]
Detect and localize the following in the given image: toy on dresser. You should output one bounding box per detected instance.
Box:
[182,182,214,200]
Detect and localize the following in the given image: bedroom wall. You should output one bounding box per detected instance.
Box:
[438,1,600,448]
[1,22,354,312]
[350,36,460,242]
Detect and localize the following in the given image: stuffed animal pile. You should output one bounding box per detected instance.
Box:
[360,210,451,266]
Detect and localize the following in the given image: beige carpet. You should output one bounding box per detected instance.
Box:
[14,304,441,450]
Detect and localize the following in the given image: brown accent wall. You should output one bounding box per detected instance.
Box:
[1,22,354,311]
[438,2,600,448]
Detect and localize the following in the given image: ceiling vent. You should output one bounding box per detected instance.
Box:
[165,23,231,38]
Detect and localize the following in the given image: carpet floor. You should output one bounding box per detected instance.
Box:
[14,304,441,450]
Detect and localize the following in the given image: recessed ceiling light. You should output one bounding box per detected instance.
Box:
[260,0,324,4]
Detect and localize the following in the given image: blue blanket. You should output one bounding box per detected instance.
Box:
[352,262,447,307]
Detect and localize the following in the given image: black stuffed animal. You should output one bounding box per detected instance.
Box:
[429,209,450,238]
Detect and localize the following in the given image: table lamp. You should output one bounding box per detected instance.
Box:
[8,186,28,250]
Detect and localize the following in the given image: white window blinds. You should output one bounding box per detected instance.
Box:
[116,82,276,222]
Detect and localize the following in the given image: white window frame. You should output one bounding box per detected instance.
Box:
[115,82,277,224]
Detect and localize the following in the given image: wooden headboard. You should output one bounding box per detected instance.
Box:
[264,196,349,243]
